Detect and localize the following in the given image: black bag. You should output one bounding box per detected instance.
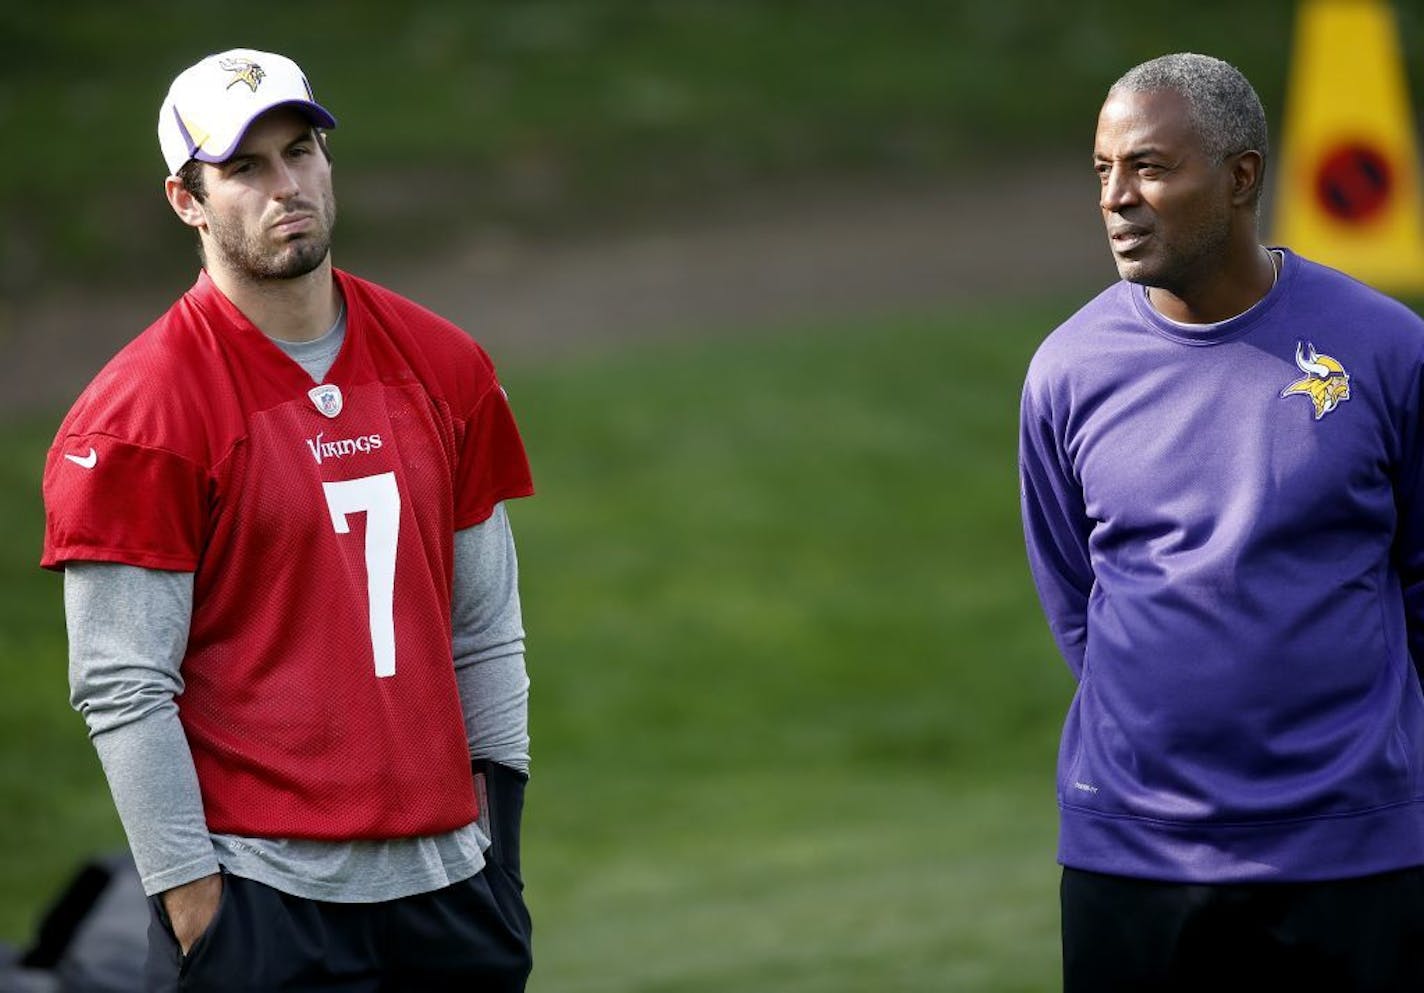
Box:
[0,851,146,993]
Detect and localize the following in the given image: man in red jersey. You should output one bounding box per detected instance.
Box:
[41,49,535,991]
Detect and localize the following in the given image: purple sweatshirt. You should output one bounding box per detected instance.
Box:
[1020,249,1424,882]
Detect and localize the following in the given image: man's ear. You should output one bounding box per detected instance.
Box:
[164,175,207,230]
[1229,150,1265,208]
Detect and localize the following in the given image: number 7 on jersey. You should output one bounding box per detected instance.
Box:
[322,472,401,677]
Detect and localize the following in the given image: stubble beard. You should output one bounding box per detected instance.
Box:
[1112,202,1233,298]
[207,193,338,283]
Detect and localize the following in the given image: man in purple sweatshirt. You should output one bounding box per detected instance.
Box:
[1020,52,1424,990]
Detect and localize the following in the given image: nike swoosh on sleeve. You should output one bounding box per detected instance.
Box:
[64,448,98,469]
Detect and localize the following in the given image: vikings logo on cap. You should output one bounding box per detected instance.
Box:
[308,384,343,419]
[219,56,265,93]
[1279,341,1351,420]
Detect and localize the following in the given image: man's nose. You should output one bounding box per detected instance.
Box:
[271,161,300,200]
[1099,165,1138,212]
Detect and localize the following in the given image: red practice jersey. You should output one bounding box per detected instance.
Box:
[42,270,534,839]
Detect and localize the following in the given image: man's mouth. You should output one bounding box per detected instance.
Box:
[270,212,314,236]
[1109,226,1151,253]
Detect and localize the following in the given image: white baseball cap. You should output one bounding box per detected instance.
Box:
[157,48,337,176]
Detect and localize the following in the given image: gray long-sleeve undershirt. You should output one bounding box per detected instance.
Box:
[66,508,529,900]
[64,320,530,901]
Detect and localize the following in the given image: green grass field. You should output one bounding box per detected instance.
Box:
[0,303,1075,990]
[7,3,1424,986]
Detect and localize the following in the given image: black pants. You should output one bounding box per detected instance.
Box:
[146,863,531,992]
[1062,865,1424,993]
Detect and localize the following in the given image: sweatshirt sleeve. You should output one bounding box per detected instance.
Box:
[1392,342,1424,681]
[1019,372,1095,679]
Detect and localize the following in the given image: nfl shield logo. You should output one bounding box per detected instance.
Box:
[308,384,343,418]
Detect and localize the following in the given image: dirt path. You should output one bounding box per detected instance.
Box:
[4,163,1115,414]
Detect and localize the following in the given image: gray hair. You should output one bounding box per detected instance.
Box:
[1110,53,1269,165]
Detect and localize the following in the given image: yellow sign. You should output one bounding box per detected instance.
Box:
[1272,0,1424,292]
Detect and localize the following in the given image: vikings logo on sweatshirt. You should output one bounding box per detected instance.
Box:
[1279,341,1351,420]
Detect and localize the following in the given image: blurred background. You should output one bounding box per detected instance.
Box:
[2,2,1421,990]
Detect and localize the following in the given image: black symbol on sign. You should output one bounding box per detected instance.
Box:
[1315,143,1394,223]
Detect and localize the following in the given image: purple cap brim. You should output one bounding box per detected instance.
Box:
[181,99,338,166]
